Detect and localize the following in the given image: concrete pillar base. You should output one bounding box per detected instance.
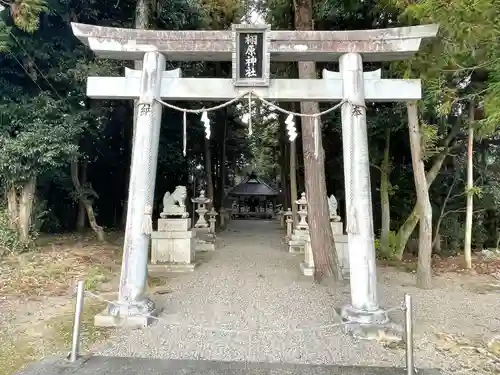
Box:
[341,304,389,325]
[340,304,402,343]
[94,298,157,328]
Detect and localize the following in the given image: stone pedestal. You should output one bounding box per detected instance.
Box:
[288,229,308,253]
[148,218,198,273]
[191,191,216,251]
[193,227,216,251]
[288,193,308,253]
[334,234,349,278]
[158,218,190,232]
[283,209,293,238]
[300,235,314,276]
[296,193,308,231]
[298,219,350,278]
[207,208,218,234]
[330,221,342,235]
[330,220,350,278]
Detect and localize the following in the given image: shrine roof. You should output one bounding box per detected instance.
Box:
[228,174,278,196]
[71,23,438,62]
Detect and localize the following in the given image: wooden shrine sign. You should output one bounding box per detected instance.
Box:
[232,24,270,87]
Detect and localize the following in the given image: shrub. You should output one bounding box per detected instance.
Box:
[375,230,399,259]
[0,208,35,257]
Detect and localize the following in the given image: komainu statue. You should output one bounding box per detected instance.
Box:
[160,186,189,218]
[328,194,341,222]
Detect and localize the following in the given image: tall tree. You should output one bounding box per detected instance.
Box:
[379,125,392,255]
[293,0,341,281]
[407,101,433,288]
[463,100,475,268]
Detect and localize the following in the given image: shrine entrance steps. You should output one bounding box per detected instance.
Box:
[16,220,438,374]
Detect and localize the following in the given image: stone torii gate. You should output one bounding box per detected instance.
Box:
[71,23,438,328]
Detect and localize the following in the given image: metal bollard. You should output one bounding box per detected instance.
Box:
[69,280,85,362]
[404,294,415,375]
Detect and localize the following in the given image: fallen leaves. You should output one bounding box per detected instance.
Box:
[433,254,500,276]
[434,332,500,374]
[381,253,500,278]
[0,233,121,298]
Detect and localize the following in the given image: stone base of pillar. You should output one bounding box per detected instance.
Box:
[94,299,158,328]
[341,304,389,324]
[340,305,402,342]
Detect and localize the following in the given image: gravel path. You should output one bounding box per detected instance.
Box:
[91,220,500,374]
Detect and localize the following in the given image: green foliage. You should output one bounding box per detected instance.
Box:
[420,121,440,159]
[31,198,59,233]
[248,106,280,182]
[0,96,81,184]
[375,230,399,259]
[10,0,49,33]
[0,18,11,52]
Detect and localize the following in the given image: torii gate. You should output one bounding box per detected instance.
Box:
[71,23,438,328]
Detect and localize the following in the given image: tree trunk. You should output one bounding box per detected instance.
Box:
[407,101,432,289]
[122,0,151,227]
[393,135,456,260]
[287,103,299,228]
[463,100,474,269]
[433,178,456,250]
[433,233,441,253]
[279,115,290,209]
[76,159,88,232]
[18,177,36,242]
[380,126,391,255]
[71,160,105,242]
[220,113,228,208]
[217,112,228,229]
[6,184,19,231]
[204,137,215,209]
[284,141,291,209]
[293,0,341,282]
[212,145,219,209]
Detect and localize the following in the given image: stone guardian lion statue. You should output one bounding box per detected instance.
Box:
[328,194,341,222]
[160,185,189,218]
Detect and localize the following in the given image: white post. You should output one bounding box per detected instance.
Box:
[339,52,388,325]
[109,50,166,319]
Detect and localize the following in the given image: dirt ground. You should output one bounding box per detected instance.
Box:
[0,233,123,375]
[1,233,499,375]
